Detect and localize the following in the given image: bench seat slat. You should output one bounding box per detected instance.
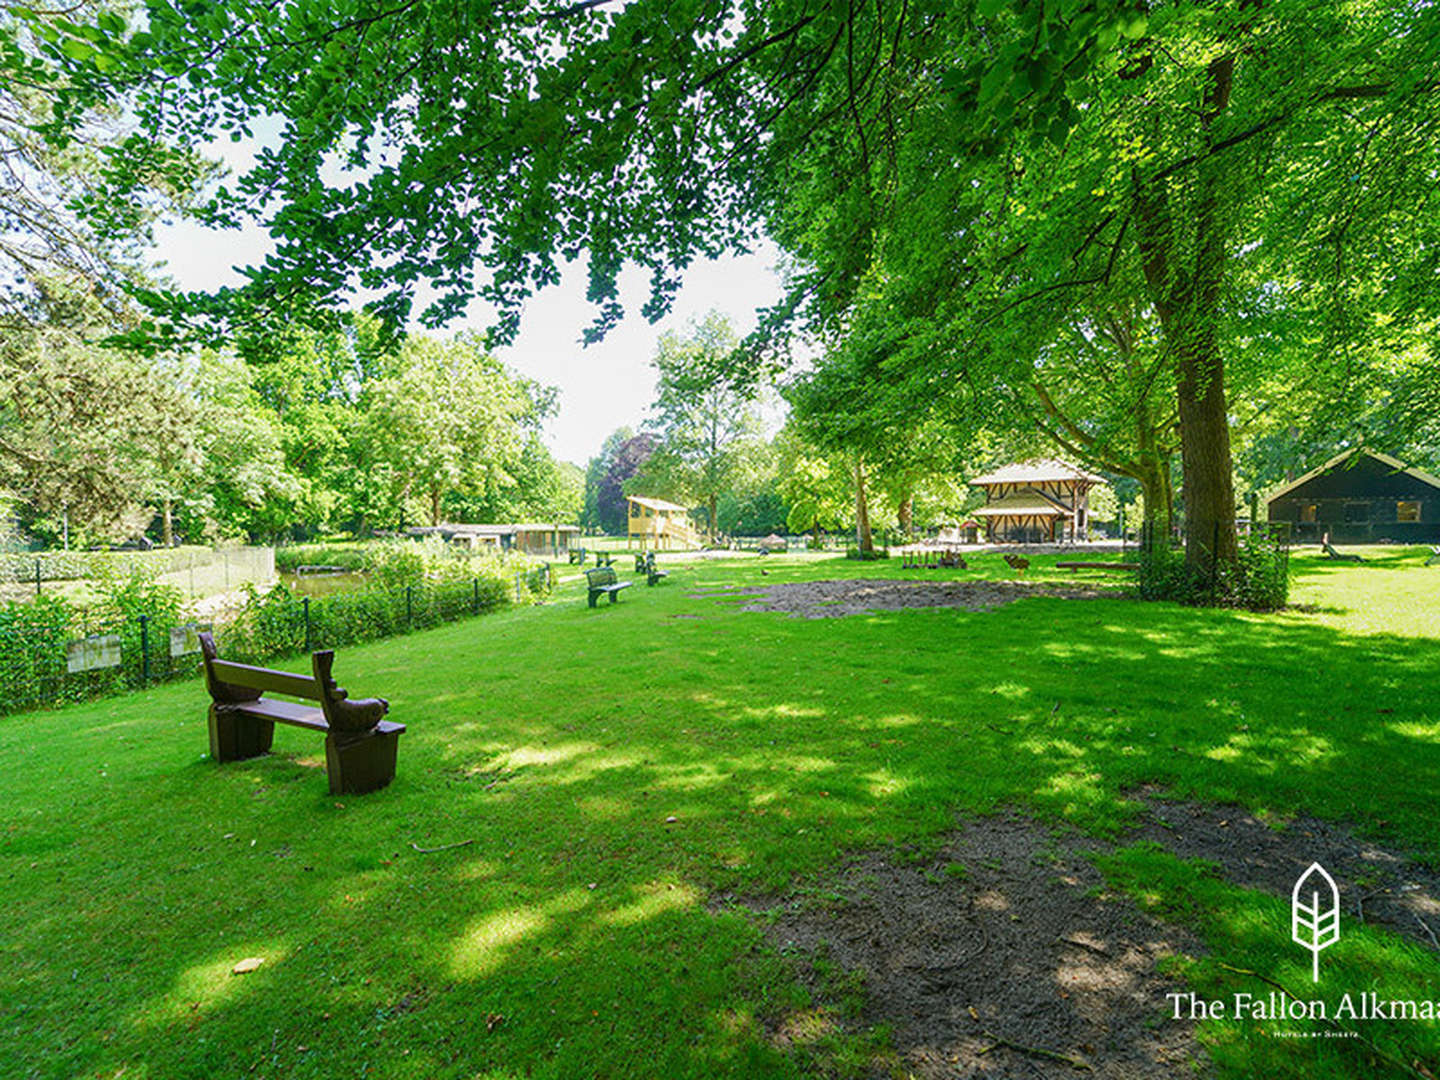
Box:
[211,659,322,699]
[233,697,329,732]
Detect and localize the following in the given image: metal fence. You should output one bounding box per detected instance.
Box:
[0,565,554,718]
[0,546,276,602]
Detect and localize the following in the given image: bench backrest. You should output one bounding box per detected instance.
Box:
[587,566,619,588]
[200,631,323,701]
[199,631,387,733]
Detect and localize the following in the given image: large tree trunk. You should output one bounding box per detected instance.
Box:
[1175,337,1237,567]
[854,459,874,553]
[708,492,718,541]
[1132,52,1241,575]
[897,493,913,537]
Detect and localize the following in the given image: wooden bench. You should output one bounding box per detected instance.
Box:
[585,565,632,607]
[594,551,613,567]
[644,552,668,586]
[634,552,648,572]
[1056,561,1139,573]
[568,547,587,565]
[199,632,404,795]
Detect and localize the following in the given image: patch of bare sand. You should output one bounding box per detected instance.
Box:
[720,803,1440,1078]
[691,578,1117,618]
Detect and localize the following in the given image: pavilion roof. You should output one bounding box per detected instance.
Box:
[969,459,1106,487]
[627,495,691,513]
[971,491,1074,517]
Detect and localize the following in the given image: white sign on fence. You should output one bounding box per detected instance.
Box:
[169,623,208,658]
[66,634,121,673]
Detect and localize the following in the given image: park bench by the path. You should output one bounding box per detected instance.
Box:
[594,551,613,567]
[634,552,648,572]
[644,552,668,586]
[585,565,631,607]
[568,547,587,565]
[1056,561,1139,573]
[199,632,404,795]
[1426,546,1440,567]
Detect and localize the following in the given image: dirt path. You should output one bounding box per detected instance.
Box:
[719,801,1440,1078]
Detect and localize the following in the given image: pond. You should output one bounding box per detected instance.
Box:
[279,571,369,597]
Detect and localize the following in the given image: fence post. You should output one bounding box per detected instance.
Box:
[515,572,523,603]
[138,614,150,684]
[473,578,480,615]
[406,585,413,627]
[303,597,312,652]
[35,559,41,596]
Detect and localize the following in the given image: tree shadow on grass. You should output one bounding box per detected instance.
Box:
[4,588,1439,1079]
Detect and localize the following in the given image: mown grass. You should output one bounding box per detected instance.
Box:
[2,545,1437,1078]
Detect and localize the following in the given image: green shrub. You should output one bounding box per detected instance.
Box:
[274,543,371,573]
[845,547,890,560]
[1136,527,1290,611]
[1,538,556,714]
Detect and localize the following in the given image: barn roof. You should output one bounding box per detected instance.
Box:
[969,459,1106,487]
[1266,448,1440,505]
[627,495,691,513]
[972,492,1074,518]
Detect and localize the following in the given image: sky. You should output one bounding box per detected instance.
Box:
[151,200,791,468]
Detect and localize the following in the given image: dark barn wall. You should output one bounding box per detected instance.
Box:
[1268,455,1440,543]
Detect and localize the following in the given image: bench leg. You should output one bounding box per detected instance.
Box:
[208,705,274,762]
[609,589,620,603]
[326,728,402,795]
[588,590,599,608]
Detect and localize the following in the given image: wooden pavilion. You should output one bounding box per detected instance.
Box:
[969,460,1104,543]
[626,496,700,550]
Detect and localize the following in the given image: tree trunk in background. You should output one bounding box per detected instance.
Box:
[708,492,718,541]
[1136,460,1171,541]
[854,459,874,553]
[897,494,913,537]
[430,486,441,526]
[162,499,173,548]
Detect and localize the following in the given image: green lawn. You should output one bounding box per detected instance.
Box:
[2,547,1437,1078]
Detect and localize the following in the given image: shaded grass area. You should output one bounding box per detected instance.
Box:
[2,547,1438,1078]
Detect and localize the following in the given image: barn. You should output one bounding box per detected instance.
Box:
[1266,448,1440,544]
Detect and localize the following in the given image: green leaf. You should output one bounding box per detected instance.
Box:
[1121,15,1148,39]
[60,38,96,63]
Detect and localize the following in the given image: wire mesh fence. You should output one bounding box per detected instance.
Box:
[0,546,276,603]
[0,564,555,717]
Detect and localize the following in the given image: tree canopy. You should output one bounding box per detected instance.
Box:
[10,0,1440,570]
